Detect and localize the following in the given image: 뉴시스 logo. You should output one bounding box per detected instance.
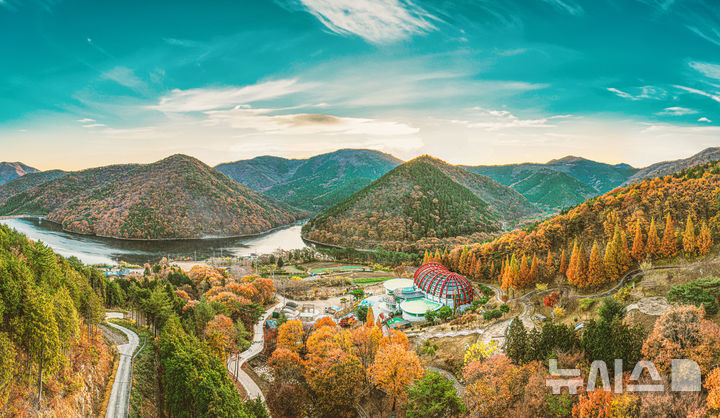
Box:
[546,358,701,394]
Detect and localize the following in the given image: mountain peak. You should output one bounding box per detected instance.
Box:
[547,155,587,164]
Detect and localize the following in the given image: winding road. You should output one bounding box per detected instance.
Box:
[226,296,284,401]
[104,312,140,418]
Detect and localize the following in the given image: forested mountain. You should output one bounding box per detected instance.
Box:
[216,149,402,212]
[0,162,38,185]
[0,155,305,239]
[0,169,67,205]
[625,147,720,184]
[462,156,637,211]
[0,224,108,415]
[303,156,502,251]
[404,156,541,226]
[510,168,597,211]
[442,160,720,290]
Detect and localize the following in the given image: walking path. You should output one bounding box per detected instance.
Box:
[226,296,284,401]
[104,312,140,418]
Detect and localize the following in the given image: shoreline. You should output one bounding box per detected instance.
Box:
[1,215,309,243]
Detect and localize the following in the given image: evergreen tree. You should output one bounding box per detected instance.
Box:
[566,240,587,287]
[660,214,679,257]
[645,217,661,259]
[545,251,554,278]
[631,219,645,261]
[506,318,528,364]
[683,214,697,256]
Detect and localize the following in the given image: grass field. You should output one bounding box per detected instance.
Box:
[353,277,393,284]
[309,265,366,274]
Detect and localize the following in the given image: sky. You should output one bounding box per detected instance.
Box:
[1,0,719,170]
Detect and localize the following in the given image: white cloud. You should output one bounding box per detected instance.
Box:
[675,85,720,103]
[101,66,146,91]
[607,87,634,99]
[204,106,419,136]
[688,25,720,47]
[298,0,437,43]
[76,118,95,123]
[698,117,712,123]
[607,86,666,100]
[150,79,309,112]
[82,123,105,128]
[450,107,557,131]
[689,61,720,80]
[656,106,697,116]
[541,0,584,16]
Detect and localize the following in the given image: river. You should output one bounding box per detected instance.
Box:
[0,217,307,265]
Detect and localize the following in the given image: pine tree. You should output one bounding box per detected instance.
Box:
[365,305,375,327]
[587,241,605,287]
[441,249,450,266]
[545,251,553,274]
[645,217,660,259]
[698,221,713,256]
[506,318,528,365]
[559,249,567,275]
[615,226,632,272]
[422,250,430,264]
[631,219,645,261]
[682,214,696,256]
[660,214,678,258]
[506,254,520,290]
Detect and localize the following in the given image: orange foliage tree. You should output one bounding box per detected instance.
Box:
[277,320,305,353]
[305,348,365,417]
[660,214,679,258]
[705,367,720,412]
[642,305,720,374]
[698,221,713,256]
[631,219,645,261]
[368,343,424,411]
[683,214,697,256]
[587,241,605,287]
[645,217,661,259]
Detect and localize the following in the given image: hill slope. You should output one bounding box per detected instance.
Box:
[0,169,67,205]
[303,156,502,250]
[216,149,402,212]
[0,155,305,239]
[462,156,637,211]
[447,159,720,287]
[626,147,720,184]
[0,162,38,185]
[510,168,597,211]
[410,156,541,226]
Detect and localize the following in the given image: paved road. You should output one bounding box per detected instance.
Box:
[227,296,284,401]
[104,312,140,418]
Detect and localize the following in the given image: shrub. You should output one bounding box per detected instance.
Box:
[499,304,510,313]
[483,310,502,320]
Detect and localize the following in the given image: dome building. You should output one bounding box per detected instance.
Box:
[413,262,474,309]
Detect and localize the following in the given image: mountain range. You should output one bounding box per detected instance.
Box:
[1,146,717,242]
[0,162,38,186]
[0,155,304,239]
[302,156,504,251]
[215,149,401,212]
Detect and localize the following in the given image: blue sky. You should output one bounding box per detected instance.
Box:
[1,0,719,169]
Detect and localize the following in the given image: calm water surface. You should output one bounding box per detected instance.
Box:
[0,217,307,265]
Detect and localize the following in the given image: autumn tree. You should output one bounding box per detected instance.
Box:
[683,214,697,256]
[698,221,713,256]
[642,305,720,374]
[645,217,661,259]
[463,354,533,416]
[268,347,304,383]
[566,240,587,287]
[631,219,645,261]
[305,348,365,417]
[660,213,679,258]
[352,324,382,368]
[587,241,605,287]
[706,367,720,412]
[368,343,424,411]
[559,249,567,275]
[277,320,305,353]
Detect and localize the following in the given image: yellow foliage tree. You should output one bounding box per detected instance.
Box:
[368,343,425,411]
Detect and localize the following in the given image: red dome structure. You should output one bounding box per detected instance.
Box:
[413,262,474,307]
